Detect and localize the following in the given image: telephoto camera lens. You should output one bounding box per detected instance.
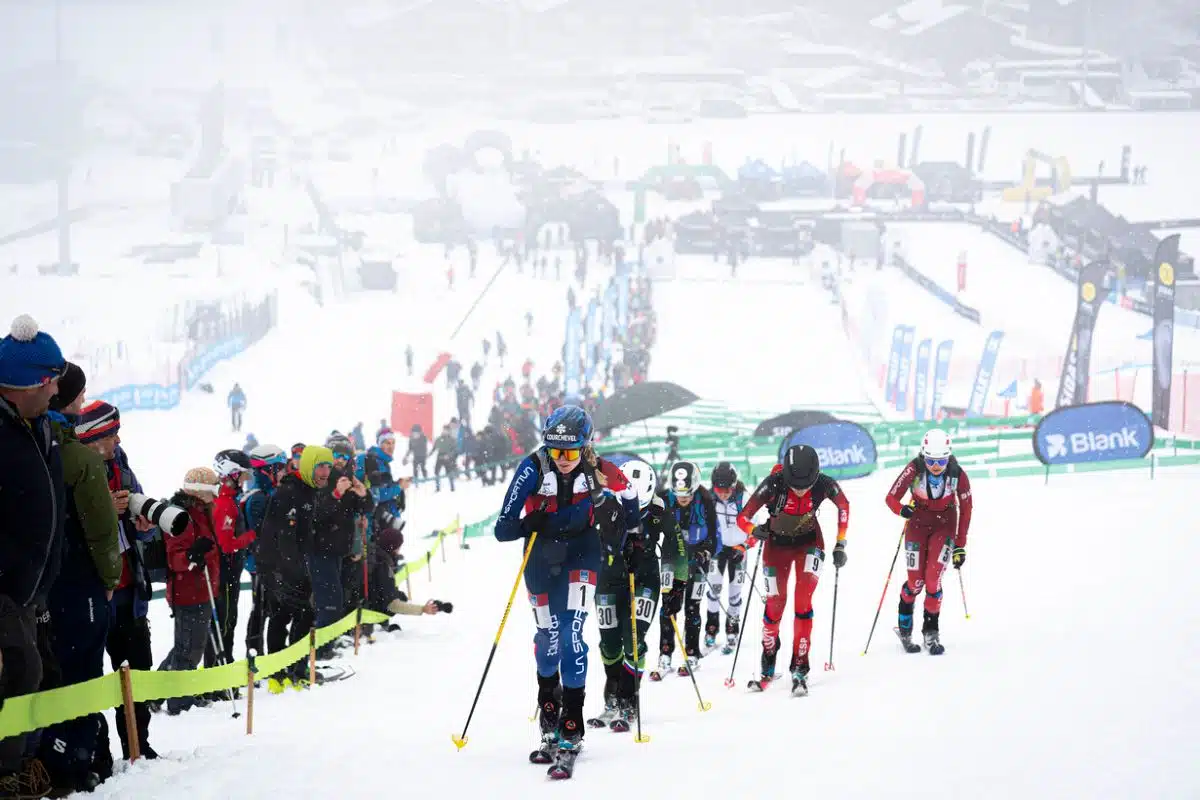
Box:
[128,493,189,536]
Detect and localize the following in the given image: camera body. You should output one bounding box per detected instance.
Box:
[128,493,189,536]
[379,510,405,532]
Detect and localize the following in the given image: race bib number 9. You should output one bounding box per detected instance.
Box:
[803,550,823,576]
[567,570,597,612]
[763,568,779,597]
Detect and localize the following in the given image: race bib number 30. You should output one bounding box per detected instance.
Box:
[595,596,618,630]
[635,592,656,623]
[568,569,597,612]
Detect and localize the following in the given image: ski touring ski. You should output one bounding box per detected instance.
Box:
[586,706,617,729]
[894,627,922,654]
[529,734,556,765]
[791,673,809,697]
[923,631,945,656]
[547,746,580,780]
[747,676,775,692]
[609,717,630,733]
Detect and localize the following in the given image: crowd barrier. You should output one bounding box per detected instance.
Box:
[0,518,463,748]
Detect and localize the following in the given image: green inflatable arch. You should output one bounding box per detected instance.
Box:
[633,164,733,223]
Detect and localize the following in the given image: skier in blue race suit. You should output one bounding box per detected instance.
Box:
[495,405,639,759]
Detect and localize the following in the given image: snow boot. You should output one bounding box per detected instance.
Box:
[897,599,921,653]
[530,674,563,764]
[557,687,586,750]
[705,612,720,640]
[922,611,944,655]
[789,656,810,696]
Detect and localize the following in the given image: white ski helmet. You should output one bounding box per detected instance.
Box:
[214,449,252,478]
[920,429,953,460]
[618,459,657,512]
[669,461,701,496]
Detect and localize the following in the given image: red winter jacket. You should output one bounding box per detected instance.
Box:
[213,482,257,553]
[165,497,220,607]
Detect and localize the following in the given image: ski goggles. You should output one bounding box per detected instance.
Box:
[547,447,582,462]
[924,456,949,468]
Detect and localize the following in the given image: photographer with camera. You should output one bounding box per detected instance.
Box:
[159,467,222,715]
[366,525,453,626]
[77,400,158,762]
[41,383,123,793]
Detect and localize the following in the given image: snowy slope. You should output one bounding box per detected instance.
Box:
[96,468,1200,799]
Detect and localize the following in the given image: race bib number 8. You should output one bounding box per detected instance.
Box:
[568,570,597,612]
[635,593,656,623]
[595,600,619,630]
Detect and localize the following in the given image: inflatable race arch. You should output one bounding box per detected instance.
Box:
[851,167,926,206]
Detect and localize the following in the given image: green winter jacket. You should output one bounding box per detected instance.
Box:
[53,420,123,589]
[647,496,688,583]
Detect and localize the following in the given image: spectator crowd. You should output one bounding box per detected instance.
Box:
[0,314,449,798]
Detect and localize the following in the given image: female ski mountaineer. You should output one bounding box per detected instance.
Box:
[587,456,685,732]
[707,461,751,653]
[736,444,850,695]
[494,405,638,777]
[884,428,973,655]
[655,460,719,677]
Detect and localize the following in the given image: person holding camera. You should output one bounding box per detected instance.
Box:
[366,525,452,624]
[159,467,222,715]
[38,383,124,792]
[78,400,157,761]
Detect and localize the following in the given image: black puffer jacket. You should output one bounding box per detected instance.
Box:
[309,468,372,558]
[257,472,313,587]
[0,397,66,608]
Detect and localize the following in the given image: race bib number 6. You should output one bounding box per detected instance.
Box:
[905,542,920,572]
[567,570,597,612]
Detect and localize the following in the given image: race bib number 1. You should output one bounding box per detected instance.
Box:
[567,570,597,612]
[530,593,551,629]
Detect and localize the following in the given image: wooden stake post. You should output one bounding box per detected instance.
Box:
[118,664,140,762]
[246,651,258,735]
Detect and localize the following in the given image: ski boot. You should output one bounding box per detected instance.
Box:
[722,617,740,654]
[549,687,585,780]
[748,638,779,691]
[704,612,720,650]
[529,675,562,765]
[895,601,921,653]
[677,655,699,677]
[587,663,622,728]
[609,697,634,733]
[922,611,945,656]
[649,652,671,682]
[789,656,810,697]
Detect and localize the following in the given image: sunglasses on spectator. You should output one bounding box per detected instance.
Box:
[547,448,581,462]
[924,457,949,468]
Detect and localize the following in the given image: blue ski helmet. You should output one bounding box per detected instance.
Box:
[542,405,593,450]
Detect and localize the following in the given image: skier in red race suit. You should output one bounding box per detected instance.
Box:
[735,444,849,693]
[884,428,973,655]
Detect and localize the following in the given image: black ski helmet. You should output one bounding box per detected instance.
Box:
[710,461,738,489]
[781,444,820,490]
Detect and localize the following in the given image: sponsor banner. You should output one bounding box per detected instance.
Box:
[884,325,905,404]
[1033,400,1153,465]
[1151,234,1180,429]
[894,326,916,413]
[1054,260,1112,408]
[182,335,247,390]
[966,330,1004,418]
[913,338,932,421]
[93,383,182,412]
[930,340,953,419]
[779,421,878,480]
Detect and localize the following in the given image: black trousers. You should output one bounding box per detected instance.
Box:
[0,603,42,773]
[205,550,245,667]
[105,602,153,758]
[265,574,313,679]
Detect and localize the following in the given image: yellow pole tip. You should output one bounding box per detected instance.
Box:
[635,735,652,743]
[451,735,468,750]
[698,701,713,712]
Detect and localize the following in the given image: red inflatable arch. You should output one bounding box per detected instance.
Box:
[852,167,926,206]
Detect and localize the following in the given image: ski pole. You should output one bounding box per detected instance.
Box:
[957,567,970,619]
[453,531,539,750]
[862,527,905,656]
[824,565,840,671]
[668,616,712,712]
[628,572,650,743]
[724,543,763,688]
[201,562,242,718]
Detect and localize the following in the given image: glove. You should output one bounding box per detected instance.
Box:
[899,505,914,519]
[664,581,684,616]
[693,550,711,570]
[952,547,966,570]
[187,536,214,566]
[621,536,642,572]
[520,510,548,536]
[832,541,847,569]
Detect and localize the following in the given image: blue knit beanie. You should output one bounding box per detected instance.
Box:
[0,315,66,389]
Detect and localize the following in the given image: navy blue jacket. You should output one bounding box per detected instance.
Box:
[0,397,66,607]
[108,445,154,619]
